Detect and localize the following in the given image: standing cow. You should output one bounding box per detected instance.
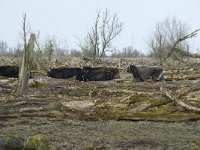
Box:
[127,65,164,82]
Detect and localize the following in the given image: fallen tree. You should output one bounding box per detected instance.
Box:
[160,85,200,113]
[160,29,200,113]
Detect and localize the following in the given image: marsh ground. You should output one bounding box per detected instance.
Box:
[1,118,200,150]
[0,56,200,149]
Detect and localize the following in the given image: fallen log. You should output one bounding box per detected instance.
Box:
[160,86,200,113]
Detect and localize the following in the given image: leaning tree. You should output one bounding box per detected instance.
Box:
[146,17,191,62]
[160,28,200,113]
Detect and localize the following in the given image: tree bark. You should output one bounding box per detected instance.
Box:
[16,34,35,96]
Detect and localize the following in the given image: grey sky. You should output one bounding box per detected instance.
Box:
[0,0,200,53]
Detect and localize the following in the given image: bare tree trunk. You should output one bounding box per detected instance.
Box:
[16,34,35,96]
[48,40,53,62]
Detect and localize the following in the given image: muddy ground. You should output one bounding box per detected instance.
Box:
[1,119,200,150]
[0,56,200,149]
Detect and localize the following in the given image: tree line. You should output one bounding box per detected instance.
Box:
[0,10,199,62]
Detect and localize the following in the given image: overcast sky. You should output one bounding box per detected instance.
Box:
[0,0,200,53]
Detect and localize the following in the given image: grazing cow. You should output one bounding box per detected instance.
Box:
[47,67,83,80]
[0,65,19,78]
[80,66,120,81]
[127,65,164,82]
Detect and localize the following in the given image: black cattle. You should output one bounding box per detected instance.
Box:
[127,65,164,82]
[0,65,19,78]
[80,66,120,81]
[47,67,83,80]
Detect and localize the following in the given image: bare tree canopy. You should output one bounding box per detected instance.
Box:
[0,41,8,55]
[147,17,191,60]
[44,35,56,62]
[77,9,123,61]
[162,29,200,63]
[111,46,144,58]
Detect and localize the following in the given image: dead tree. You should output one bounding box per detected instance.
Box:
[161,29,200,64]
[44,35,57,62]
[16,14,36,96]
[16,34,35,96]
[77,9,123,62]
[160,29,200,113]
[33,31,43,71]
[47,40,53,62]
[147,17,191,60]
[160,85,200,113]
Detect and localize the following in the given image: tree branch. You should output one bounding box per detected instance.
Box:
[162,29,200,63]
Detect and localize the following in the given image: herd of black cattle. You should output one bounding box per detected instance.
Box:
[0,65,164,82]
